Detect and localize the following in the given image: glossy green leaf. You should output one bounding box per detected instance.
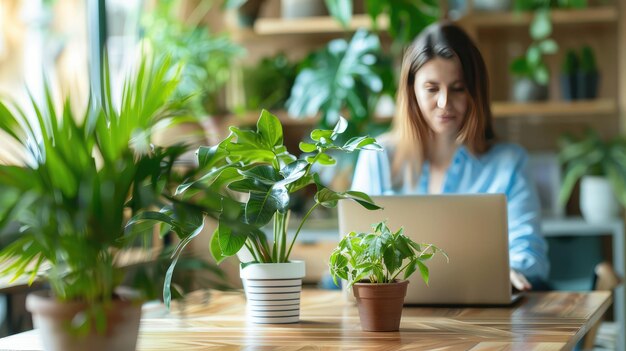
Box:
[245,187,288,226]
[299,142,317,153]
[257,109,283,147]
[217,220,248,256]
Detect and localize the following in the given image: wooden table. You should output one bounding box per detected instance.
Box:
[0,289,612,350]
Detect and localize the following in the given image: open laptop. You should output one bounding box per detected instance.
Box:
[338,194,521,305]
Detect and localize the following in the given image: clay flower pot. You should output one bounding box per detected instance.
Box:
[352,280,409,331]
[25,290,142,351]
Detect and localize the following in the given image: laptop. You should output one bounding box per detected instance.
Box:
[338,194,521,305]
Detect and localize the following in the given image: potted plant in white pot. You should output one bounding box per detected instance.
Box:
[328,221,447,331]
[559,129,626,223]
[174,110,382,323]
[0,55,194,351]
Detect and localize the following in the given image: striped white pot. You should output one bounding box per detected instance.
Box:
[240,260,305,324]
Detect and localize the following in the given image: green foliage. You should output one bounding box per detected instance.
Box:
[175,110,382,265]
[326,0,438,47]
[243,53,298,111]
[287,29,383,131]
[329,221,447,287]
[0,54,195,329]
[579,46,597,73]
[561,49,578,75]
[509,8,558,86]
[142,0,244,117]
[558,130,626,207]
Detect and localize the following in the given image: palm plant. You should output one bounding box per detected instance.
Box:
[0,54,194,330]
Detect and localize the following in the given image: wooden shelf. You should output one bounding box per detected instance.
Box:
[462,6,617,27]
[492,98,617,118]
[254,14,388,35]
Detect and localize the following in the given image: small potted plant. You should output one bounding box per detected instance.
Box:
[558,129,626,223]
[175,110,382,323]
[576,45,599,100]
[560,49,578,101]
[329,221,447,332]
[509,9,557,102]
[0,55,194,350]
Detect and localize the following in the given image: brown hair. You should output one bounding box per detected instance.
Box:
[390,21,495,181]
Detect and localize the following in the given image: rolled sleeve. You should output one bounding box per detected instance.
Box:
[506,152,550,281]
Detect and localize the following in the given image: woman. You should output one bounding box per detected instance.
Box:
[352,22,549,291]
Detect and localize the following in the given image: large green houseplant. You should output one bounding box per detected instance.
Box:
[175,109,382,323]
[329,221,447,331]
[558,130,626,222]
[0,55,194,350]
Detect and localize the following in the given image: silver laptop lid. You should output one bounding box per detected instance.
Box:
[338,194,512,305]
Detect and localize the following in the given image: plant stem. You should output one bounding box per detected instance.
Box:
[285,203,319,260]
[272,214,279,262]
[245,241,260,263]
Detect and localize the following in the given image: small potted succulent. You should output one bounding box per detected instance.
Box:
[560,49,578,101]
[576,45,599,100]
[329,221,447,332]
[175,110,382,324]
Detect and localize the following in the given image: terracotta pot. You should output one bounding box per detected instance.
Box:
[352,280,409,332]
[240,260,306,324]
[25,290,142,351]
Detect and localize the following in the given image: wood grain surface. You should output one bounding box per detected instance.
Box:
[0,289,612,351]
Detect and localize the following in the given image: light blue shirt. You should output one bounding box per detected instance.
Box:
[352,142,549,281]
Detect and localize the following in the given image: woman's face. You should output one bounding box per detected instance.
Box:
[413,56,468,139]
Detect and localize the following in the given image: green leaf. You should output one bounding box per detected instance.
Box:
[341,136,382,152]
[404,259,418,280]
[416,260,430,285]
[331,116,348,139]
[325,0,352,28]
[245,187,288,225]
[240,165,282,185]
[299,142,317,153]
[310,129,334,142]
[210,229,228,264]
[530,9,551,40]
[510,56,529,76]
[538,39,558,55]
[257,109,283,147]
[526,45,541,67]
[217,220,248,256]
[313,152,336,166]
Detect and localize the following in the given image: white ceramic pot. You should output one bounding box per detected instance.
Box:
[240,260,306,324]
[580,175,620,223]
[25,290,142,351]
[281,0,327,18]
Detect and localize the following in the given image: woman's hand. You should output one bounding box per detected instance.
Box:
[510,269,532,291]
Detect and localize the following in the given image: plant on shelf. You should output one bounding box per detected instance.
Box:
[325,0,439,48]
[242,53,298,112]
[143,0,244,117]
[577,45,599,99]
[287,29,385,133]
[0,54,199,350]
[558,129,626,223]
[560,49,578,100]
[328,220,447,331]
[174,109,382,323]
[509,8,558,101]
